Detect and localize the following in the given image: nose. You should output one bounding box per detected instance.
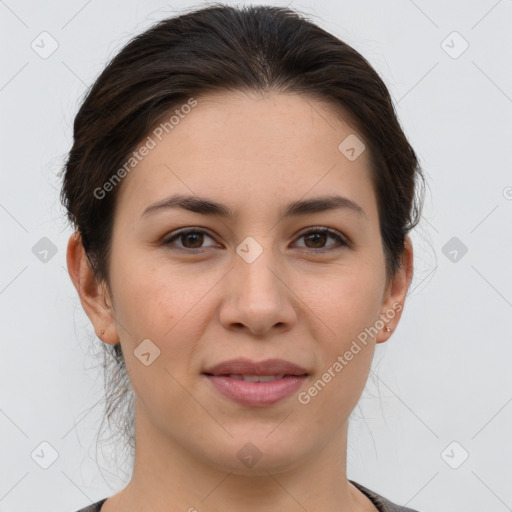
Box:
[218,242,298,337]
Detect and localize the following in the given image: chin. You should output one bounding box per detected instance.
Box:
[198,432,309,476]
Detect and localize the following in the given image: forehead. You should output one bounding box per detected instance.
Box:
[114,91,377,224]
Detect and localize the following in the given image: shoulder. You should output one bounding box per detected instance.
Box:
[350,480,422,512]
[72,498,108,512]
[73,486,423,512]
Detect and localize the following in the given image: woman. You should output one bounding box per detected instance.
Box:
[63,4,425,511]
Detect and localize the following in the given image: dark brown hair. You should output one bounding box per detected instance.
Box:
[60,3,425,457]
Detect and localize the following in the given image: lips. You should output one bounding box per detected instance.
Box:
[203,358,309,377]
[203,358,309,407]
[228,374,285,382]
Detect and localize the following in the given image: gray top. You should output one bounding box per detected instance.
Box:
[72,480,421,512]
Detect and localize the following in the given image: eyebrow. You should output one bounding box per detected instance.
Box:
[140,193,367,221]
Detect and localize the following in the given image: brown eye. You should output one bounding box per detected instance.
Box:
[180,232,204,249]
[163,229,217,251]
[294,228,347,251]
[303,231,328,249]
[162,226,348,253]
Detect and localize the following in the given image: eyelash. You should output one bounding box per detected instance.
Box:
[161,226,349,254]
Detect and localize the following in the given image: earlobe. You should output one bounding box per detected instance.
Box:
[376,235,414,344]
[66,232,119,344]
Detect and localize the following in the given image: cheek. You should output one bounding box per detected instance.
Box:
[111,257,177,329]
[110,263,207,407]
[110,255,223,360]
[299,267,382,407]
[301,261,385,343]
[111,270,176,341]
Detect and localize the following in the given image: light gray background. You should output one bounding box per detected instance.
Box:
[1,1,511,511]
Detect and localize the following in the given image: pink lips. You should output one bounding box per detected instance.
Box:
[203,358,309,407]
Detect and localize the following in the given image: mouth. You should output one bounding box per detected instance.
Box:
[202,358,309,407]
[218,374,288,382]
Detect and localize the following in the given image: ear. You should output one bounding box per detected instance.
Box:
[66,232,119,345]
[375,234,414,344]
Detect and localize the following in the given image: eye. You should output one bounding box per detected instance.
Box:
[293,227,348,252]
[162,226,349,253]
[162,228,218,251]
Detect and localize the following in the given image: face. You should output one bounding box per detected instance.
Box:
[70,90,412,476]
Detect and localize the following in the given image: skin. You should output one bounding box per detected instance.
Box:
[67,90,413,512]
